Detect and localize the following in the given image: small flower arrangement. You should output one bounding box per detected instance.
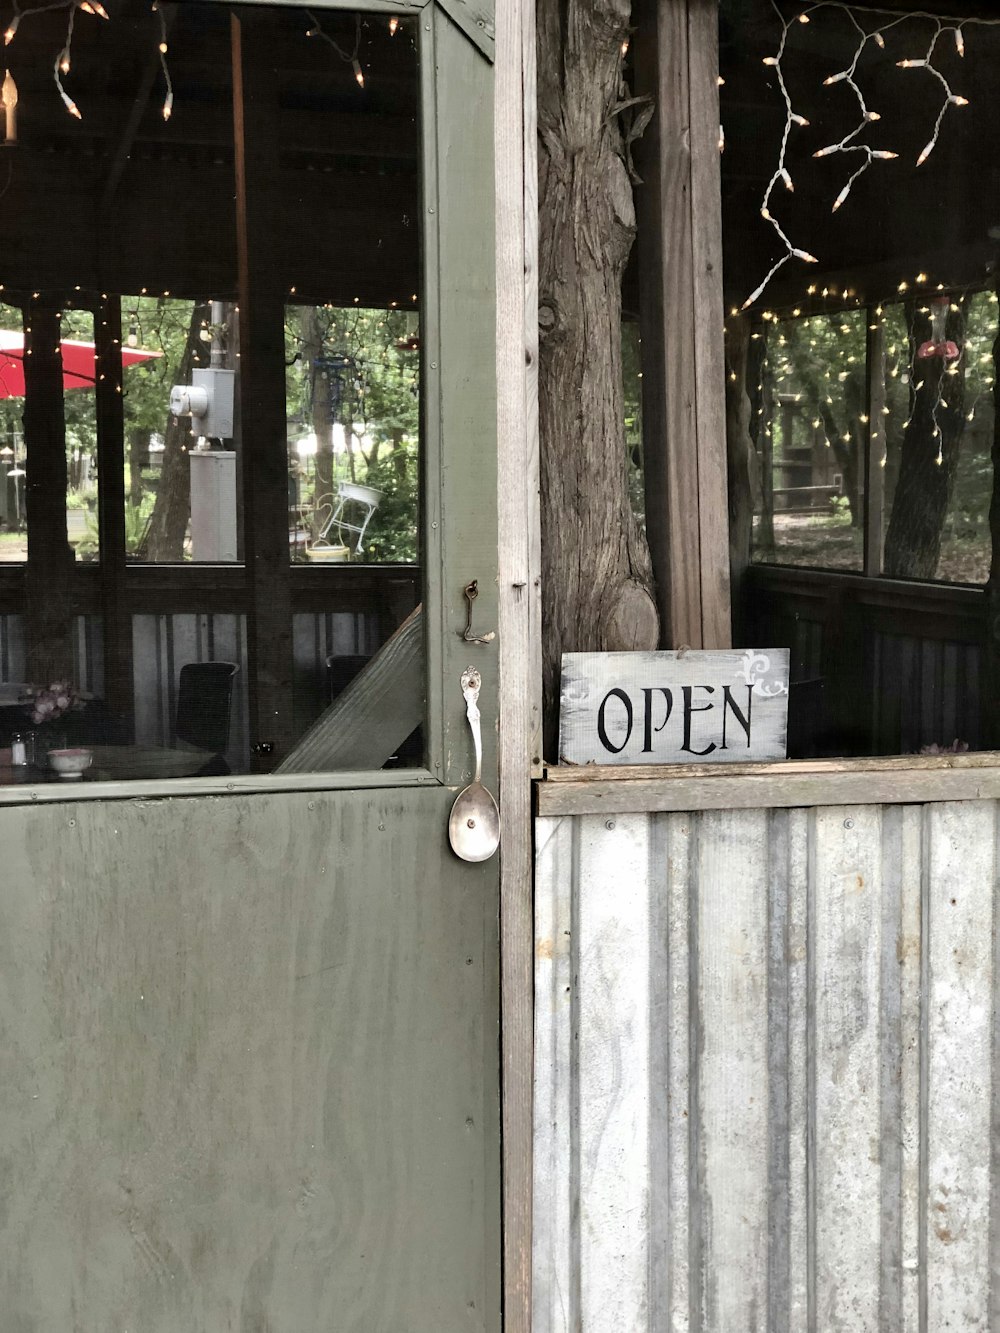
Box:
[20,680,88,726]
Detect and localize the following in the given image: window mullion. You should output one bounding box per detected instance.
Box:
[864,307,886,578]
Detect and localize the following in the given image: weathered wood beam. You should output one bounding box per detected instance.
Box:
[99,8,176,214]
[232,10,296,769]
[864,310,886,578]
[22,304,75,684]
[94,297,134,735]
[496,0,539,1318]
[276,606,423,772]
[633,0,731,649]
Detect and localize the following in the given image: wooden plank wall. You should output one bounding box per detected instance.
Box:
[748,568,987,755]
[291,610,383,742]
[534,794,1000,1331]
[0,613,101,695]
[130,609,387,774]
[132,613,251,773]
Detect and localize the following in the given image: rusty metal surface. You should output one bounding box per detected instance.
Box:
[534,798,999,1331]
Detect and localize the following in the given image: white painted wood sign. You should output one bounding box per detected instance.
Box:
[558,649,789,766]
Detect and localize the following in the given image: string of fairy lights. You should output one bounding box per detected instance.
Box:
[726,0,1000,524]
[0,0,405,133]
[736,282,998,484]
[742,0,1000,311]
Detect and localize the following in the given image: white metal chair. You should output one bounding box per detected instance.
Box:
[312,480,383,556]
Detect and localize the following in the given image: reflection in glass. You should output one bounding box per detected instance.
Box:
[0,2,423,776]
[0,302,100,563]
[881,292,996,583]
[121,296,241,564]
[286,304,419,564]
[751,310,866,572]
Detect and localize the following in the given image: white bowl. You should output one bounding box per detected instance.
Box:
[48,747,93,779]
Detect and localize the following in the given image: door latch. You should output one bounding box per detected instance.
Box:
[460,580,495,645]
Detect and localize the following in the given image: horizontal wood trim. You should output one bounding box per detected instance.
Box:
[538,753,1000,815]
[0,565,419,620]
[748,565,987,612]
[0,765,442,807]
[748,566,987,643]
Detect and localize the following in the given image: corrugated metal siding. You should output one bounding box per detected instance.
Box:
[534,802,1000,1332]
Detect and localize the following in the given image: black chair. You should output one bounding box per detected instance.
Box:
[175,662,239,772]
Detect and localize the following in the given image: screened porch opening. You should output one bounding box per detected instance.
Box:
[718,0,1000,760]
[0,0,423,781]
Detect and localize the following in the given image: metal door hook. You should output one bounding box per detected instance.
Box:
[461,580,496,645]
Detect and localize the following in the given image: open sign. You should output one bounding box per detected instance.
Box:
[558,650,789,766]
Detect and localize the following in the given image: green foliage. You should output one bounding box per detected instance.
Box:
[360,444,419,563]
[76,499,154,558]
[761,291,999,581]
[622,319,645,531]
[0,295,425,565]
[286,304,420,562]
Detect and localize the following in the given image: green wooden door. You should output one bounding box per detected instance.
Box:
[0,3,501,1329]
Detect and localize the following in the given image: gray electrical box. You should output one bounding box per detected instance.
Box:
[191,367,235,439]
[190,450,237,562]
[170,367,235,441]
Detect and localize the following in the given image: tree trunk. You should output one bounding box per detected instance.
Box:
[128,428,145,509]
[884,302,967,579]
[301,308,334,534]
[146,301,208,561]
[537,0,659,754]
[818,390,862,530]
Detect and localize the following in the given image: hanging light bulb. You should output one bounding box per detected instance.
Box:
[1,69,17,145]
[59,47,70,74]
[3,14,19,45]
[352,57,364,87]
[388,15,399,36]
[127,317,138,348]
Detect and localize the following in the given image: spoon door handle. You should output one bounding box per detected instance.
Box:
[461,667,483,786]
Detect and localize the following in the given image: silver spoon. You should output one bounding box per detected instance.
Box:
[448,667,500,863]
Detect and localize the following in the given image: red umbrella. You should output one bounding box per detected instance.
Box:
[0,329,161,398]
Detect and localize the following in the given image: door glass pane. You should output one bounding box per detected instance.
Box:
[0,301,29,563]
[286,303,420,564]
[122,295,241,564]
[751,309,866,571]
[61,309,99,563]
[879,291,996,583]
[0,2,423,780]
[722,0,1000,586]
[0,302,100,563]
